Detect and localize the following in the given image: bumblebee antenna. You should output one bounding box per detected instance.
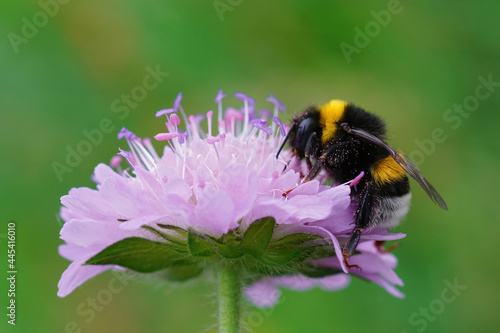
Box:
[276,122,296,159]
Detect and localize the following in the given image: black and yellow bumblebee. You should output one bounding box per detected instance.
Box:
[278,100,447,268]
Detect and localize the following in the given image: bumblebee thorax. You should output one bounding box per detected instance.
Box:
[319,99,347,144]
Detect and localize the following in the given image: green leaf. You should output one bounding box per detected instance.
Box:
[163,264,203,282]
[85,237,186,273]
[240,217,276,258]
[188,229,217,257]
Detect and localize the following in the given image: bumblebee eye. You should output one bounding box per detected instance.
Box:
[295,117,316,157]
[296,118,315,143]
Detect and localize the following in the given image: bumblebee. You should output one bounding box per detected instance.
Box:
[278,100,447,268]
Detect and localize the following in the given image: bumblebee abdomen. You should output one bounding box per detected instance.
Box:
[374,193,412,228]
[370,176,411,229]
[371,155,406,185]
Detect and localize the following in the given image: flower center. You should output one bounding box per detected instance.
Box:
[115,90,289,182]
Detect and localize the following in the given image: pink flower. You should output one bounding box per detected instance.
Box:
[57,91,405,303]
[244,240,404,308]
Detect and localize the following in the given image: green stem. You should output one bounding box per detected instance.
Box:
[218,264,241,333]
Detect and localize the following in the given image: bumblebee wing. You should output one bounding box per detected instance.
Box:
[345,125,448,210]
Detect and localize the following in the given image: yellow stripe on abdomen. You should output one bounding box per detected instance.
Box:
[371,155,406,185]
[319,100,347,144]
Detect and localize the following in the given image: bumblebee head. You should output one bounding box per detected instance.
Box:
[286,99,386,159]
[288,106,322,158]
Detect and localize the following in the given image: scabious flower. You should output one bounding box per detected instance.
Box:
[57,91,406,308]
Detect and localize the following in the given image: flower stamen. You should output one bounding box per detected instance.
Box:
[215,89,226,134]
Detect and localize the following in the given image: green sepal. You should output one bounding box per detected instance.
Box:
[260,233,323,266]
[307,245,337,260]
[188,229,217,257]
[270,233,322,247]
[155,224,188,245]
[85,237,186,273]
[213,232,244,259]
[157,224,188,237]
[163,264,203,282]
[142,226,188,252]
[298,264,343,278]
[239,217,275,258]
[261,246,317,266]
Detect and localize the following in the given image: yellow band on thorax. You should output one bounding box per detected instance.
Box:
[319,100,347,144]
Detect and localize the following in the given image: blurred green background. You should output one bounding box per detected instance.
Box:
[1,1,499,332]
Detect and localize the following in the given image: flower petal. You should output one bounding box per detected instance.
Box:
[194,189,235,236]
[57,258,114,297]
[60,219,135,247]
[61,187,117,222]
[244,280,281,308]
[93,163,118,184]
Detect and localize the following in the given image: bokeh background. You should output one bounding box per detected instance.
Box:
[1,1,499,332]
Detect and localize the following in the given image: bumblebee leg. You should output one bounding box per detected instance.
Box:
[375,240,400,253]
[276,122,297,159]
[343,227,364,258]
[304,132,320,170]
[302,154,326,183]
[282,149,297,172]
[297,141,349,187]
[283,154,326,197]
[342,180,377,269]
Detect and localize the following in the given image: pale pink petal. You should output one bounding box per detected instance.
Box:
[317,274,351,290]
[61,187,117,221]
[134,167,164,196]
[118,213,176,231]
[93,163,117,184]
[60,206,80,223]
[245,273,351,307]
[100,173,164,217]
[244,280,281,308]
[218,165,258,221]
[358,273,405,298]
[272,169,299,191]
[289,180,320,196]
[348,253,403,286]
[194,190,235,236]
[273,275,316,290]
[60,219,135,247]
[57,258,114,297]
[58,243,85,261]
